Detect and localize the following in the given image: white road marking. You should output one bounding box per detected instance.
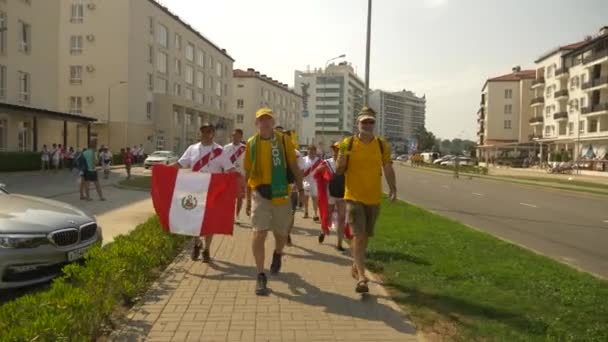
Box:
[519,202,538,208]
[472,192,484,196]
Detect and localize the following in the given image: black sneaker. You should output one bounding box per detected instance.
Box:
[255,273,268,296]
[202,249,211,263]
[270,251,282,275]
[336,245,346,252]
[192,244,201,261]
[318,233,325,244]
[313,216,320,223]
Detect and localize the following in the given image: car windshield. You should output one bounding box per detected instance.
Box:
[151,152,172,157]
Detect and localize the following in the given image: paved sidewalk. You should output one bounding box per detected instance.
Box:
[112,215,418,342]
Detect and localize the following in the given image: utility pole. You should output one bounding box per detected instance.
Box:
[364,0,372,105]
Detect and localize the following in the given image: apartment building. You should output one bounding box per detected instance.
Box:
[477,67,535,158]
[0,0,234,153]
[531,26,608,163]
[368,89,426,143]
[294,62,365,149]
[231,68,302,140]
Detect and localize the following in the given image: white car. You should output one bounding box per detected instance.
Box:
[433,155,454,164]
[440,157,474,166]
[144,151,178,169]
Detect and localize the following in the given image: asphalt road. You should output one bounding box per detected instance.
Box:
[392,165,608,279]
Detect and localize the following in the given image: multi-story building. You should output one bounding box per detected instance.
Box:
[531,26,608,163]
[0,0,234,153]
[368,89,426,143]
[231,68,303,140]
[294,62,364,150]
[477,67,535,159]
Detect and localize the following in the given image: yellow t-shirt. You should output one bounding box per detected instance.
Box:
[244,132,296,204]
[339,136,391,205]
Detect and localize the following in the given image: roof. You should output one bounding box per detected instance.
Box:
[481,69,535,91]
[562,32,608,58]
[147,0,234,62]
[0,103,97,122]
[534,39,587,63]
[233,69,303,98]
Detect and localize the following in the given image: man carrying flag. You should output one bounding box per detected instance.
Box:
[173,123,238,263]
[245,107,304,296]
[224,128,247,225]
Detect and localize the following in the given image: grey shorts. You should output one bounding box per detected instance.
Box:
[346,201,380,237]
[251,192,293,236]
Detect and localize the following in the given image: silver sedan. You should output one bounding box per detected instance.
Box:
[0,184,102,289]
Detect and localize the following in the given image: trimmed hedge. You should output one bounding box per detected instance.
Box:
[0,152,41,172]
[0,216,188,342]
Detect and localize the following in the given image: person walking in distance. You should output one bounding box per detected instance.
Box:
[302,145,322,222]
[173,123,239,263]
[123,147,134,180]
[50,144,60,173]
[245,107,304,295]
[100,147,113,179]
[223,129,247,225]
[336,106,397,293]
[41,144,50,171]
[81,145,106,201]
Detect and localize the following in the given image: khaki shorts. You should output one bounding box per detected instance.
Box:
[251,191,293,236]
[346,201,380,237]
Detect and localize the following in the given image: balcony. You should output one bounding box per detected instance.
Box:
[529,116,544,125]
[554,89,569,100]
[531,78,545,89]
[582,76,608,91]
[555,67,569,79]
[581,103,608,116]
[583,49,608,65]
[553,111,568,120]
[530,97,545,106]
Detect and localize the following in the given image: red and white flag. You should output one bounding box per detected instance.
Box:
[151,165,239,236]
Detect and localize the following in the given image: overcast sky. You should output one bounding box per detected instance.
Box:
[165,0,607,140]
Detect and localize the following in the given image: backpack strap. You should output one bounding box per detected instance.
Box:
[345,135,385,173]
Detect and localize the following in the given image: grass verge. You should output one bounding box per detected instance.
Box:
[367,198,608,341]
[0,216,188,342]
[117,176,152,191]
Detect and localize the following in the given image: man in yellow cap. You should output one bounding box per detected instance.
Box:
[336,106,397,294]
[244,107,304,295]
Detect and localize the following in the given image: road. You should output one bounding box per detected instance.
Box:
[392,165,608,279]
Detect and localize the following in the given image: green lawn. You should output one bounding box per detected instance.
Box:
[117,176,151,190]
[368,199,608,341]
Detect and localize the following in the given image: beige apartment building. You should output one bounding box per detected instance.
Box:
[231,69,303,141]
[477,67,535,161]
[1,0,234,154]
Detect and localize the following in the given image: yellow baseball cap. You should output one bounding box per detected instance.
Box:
[256,107,274,119]
[357,106,377,122]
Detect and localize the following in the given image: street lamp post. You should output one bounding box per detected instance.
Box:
[364,0,372,106]
[107,81,127,150]
[321,54,346,153]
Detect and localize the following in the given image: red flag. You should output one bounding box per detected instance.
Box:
[151,165,239,236]
[313,161,352,239]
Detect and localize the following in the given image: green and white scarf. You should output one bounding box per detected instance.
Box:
[250,132,288,199]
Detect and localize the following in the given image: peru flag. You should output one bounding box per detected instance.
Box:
[151,165,239,236]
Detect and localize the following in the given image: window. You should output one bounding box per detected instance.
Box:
[504,89,512,99]
[19,21,30,53]
[173,83,181,96]
[216,62,222,77]
[570,76,580,90]
[157,24,168,48]
[208,76,213,90]
[196,71,204,89]
[504,120,511,129]
[146,102,152,120]
[0,118,6,150]
[70,4,83,23]
[579,120,585,133]
[569,99,579,112]
[589,119,598,132]
[185,65,194,85]
[185,43,194,62]
[173,111,180,125]
[207,55,214,69]
[237,84,244,88]
[185,88,193,101]
[197,50,205,67]
[18,71,30,103]
[70,65,82,84]
[0,65,5,99]
[580,97,586,108]
[69,96,82,114]
[155,77,168,94]
[148,45,153,64]
[157,51,167,74]
[196,92,203,104]
[236,114,244,124]
[237,99,244,109]
[0,12,6,54]
[504,104,512,114]
[547,65,555,78]
[224,84,228,97]
[216,80,221,96]
[173,58,181,75]
[546,86,552,98]
[174,33,181,50]
[148,17,154,35]
[568,122,574,136]
[70,36,83,55]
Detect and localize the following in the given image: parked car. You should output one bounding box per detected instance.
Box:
[396,154,409,161]
[440,157,474,166]
[0,183,102,289]
[433,155,454,164]
[420,152,440,163]
[143,150,178,169]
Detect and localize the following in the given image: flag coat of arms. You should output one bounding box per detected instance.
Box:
[151,165,239,236]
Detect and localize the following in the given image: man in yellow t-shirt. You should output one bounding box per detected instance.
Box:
[244,107,304,296]
[336,106,397,294]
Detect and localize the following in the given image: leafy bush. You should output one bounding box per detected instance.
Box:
[0,152,41,171]
[0,216,188,342]
[112,153,124,166]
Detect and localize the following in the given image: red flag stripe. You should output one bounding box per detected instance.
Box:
[151,165,178,233]
[192,148,223,172]
[200,172,239,236]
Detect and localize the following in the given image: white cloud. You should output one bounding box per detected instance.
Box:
[423,0,448,8]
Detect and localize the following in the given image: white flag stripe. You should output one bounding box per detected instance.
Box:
[168,171,211,236]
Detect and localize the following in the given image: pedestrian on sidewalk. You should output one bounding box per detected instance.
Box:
[123,147,134,180]
[41,144,50,171]
[302,145,321,222]
[75,148,88,199]
[173,123,239,263]
[137,144,145,164]
[223,129,247,225]
[336,106,397,294]
[66,147,75,170]
[245,107,304,296]
[50,144,60,173]
[81,145,106,201]
[100,147,113,179]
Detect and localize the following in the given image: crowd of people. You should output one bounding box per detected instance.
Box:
[173,105,397,296]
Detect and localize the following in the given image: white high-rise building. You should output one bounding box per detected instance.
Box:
[368,89,426,143]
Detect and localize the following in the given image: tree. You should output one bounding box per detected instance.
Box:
[414,126,437,152]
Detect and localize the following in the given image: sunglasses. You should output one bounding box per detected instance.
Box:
[360,120,375,124]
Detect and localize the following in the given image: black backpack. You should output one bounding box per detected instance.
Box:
[327,161,345,198]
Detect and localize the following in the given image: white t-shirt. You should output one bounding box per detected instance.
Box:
[178,142,234,174]
[302,155,321,193]
[223,142,246,174]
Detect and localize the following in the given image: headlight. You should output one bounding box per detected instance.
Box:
[0,234,50,249]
